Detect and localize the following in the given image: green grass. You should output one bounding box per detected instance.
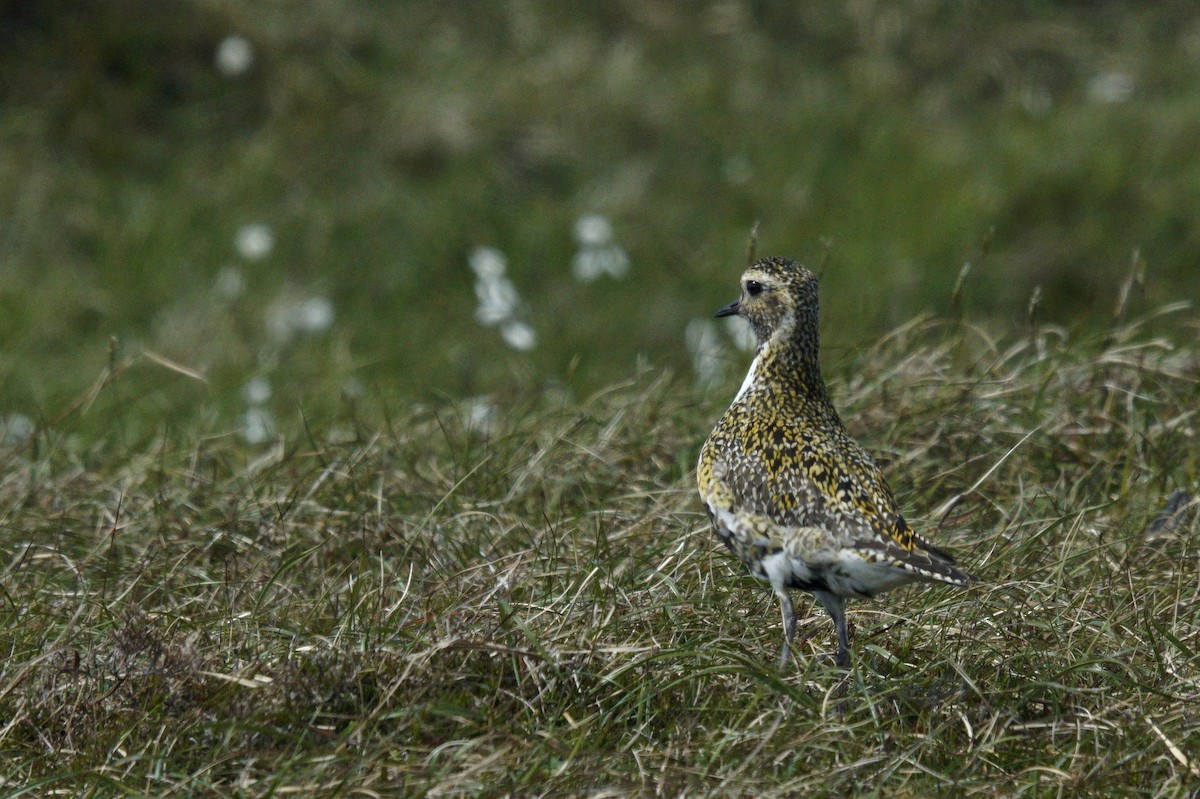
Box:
[2,302,1198,797]
[5,2,1200,429]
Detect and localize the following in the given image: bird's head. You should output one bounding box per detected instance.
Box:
[714,256,819,347]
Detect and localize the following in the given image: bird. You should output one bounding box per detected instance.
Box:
[697,256,978,668]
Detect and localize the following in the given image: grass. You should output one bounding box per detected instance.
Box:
[2,298,1198,797]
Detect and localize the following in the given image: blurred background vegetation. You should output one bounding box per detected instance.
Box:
[2,0,1199,443]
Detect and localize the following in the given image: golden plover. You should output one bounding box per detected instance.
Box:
[697,257,977,667]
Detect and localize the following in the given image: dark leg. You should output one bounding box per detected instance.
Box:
[776,589,795,669]
[814,591,850,667]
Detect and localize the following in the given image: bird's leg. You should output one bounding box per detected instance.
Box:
[814,591,850,667]
[776,589,795,669]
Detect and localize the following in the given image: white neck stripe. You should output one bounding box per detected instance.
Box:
[732,350,761,405]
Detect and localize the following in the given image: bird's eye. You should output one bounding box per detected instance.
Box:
[745,281,765,297]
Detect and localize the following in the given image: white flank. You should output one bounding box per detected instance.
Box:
[761,550,813,590]
[711,505,742,537]
[824,551,920,598]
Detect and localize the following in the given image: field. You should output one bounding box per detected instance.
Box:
[2,2,1200,797]
[3,304,1198,796]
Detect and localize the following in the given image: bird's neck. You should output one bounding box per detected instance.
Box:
[738,325,832,409]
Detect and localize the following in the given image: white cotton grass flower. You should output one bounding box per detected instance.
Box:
[469,246,507,280]
[468,246,536,351]
[242,376,272,405]
[1,413,35,446]
[573,214,614,247]
[571,251,602,282]
[215,266,245,299]
[685,318,727,391]
[235,223,274,261]
[572,248,630,282]
[265,301,293,341]
[325,424,357,445]
[500,320,536,351]
[266,293,335,341]
[462,395,497,434]
[215,35,255,77]
[1087,71,1134,104]
[240,376,275,444]
[571,213,629,281]
[296,297,334,332]
[474,274,519,325]
[723,315,757,352]
[239,406,276,444]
